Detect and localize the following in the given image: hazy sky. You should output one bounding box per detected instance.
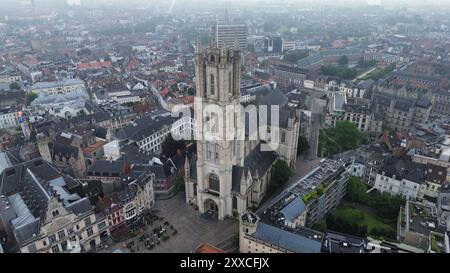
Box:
[5,0,450,9]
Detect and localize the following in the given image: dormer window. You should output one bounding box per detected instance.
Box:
[52,210,59,217]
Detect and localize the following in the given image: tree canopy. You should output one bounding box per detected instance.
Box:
[9,82,20,90]
[320,65,357,79]
[297,135,310,156]
[270,160,291,192]
[26,92,38,103]
[318,121,368,157]
[283,50,309,63]
[345,176,405,220]
[338,55,349,66]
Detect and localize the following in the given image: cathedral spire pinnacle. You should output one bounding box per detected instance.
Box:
[234,34,240,51]
[195,33,201,54]
[220,38,227,56]
[210,25,217,48]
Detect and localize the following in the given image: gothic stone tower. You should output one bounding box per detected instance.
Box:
[193,33,243,220]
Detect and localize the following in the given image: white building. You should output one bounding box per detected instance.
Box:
[0,159,109,253]
[0,74,22,84]
[30,78,86,96]
[374,158,426,201]
[108,91,141,104]
[31,88,89,119]
[0,108,20,129]
[325,91,375,133]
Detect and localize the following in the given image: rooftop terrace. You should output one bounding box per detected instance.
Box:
[259,159,347,227]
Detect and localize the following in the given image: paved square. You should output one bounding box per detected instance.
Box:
[107,193,239,253]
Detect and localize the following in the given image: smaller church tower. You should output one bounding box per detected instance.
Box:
[37,133,52,163]
[239,211,260,253]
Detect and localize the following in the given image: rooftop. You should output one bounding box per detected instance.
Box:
[194,243,225,253]
[250,222,323,253]
[31,78,85,90]
[379,157,426,184]
[258,158,348,227]
[321,230,370,253]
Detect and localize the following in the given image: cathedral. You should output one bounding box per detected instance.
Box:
[184,34,300,220]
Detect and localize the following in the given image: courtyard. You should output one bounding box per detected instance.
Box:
[104,193,239,253]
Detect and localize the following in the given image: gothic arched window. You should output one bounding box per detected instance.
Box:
[215,144,220,161]
[229,71,232,96]
[209,173,220,192]
[210,74,215,95]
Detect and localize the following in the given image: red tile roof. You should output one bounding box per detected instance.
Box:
[77,61,112,70]
[194,243,225,253]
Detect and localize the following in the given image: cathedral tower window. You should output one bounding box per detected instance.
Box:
[229,71,232,96]
[209,173,220,192]
[215,144,220,161]
[210,74,215,95]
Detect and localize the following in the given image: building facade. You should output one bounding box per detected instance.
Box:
[30,78,86,96]
[374,158,426,201]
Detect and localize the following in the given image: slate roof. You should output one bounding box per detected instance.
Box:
[254,86,288,106]
[379,157,426,184]
[86,160,127,177]
[117,115,173,141]
[280,197,306,223]
[231,144,277,193]
[31,78,85,90]
[243,143,278,178]
[251,222,322,253]
[65,197,92,216]
[0,158,89,246]
[334,150,367,165]
[357,79,375,90]
[49,142,79,161]
[321,230,369,253]
[0,152,14,175]
[232,166,245,193]
[118,143,155,165]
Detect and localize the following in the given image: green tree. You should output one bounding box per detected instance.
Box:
[174,176,185,193]
[346,176,368,203]
[26,92,38,103]
[270,160,291,191]
[9,82,20,90]
[318,121,367,157]
[358,56,365,67]
[283,50,309,63]
[187,87,195,96]
[171,83,179,92]
[320,65,357,79]
[312,220,327,232]
[297,135,310,156]
[333,121,367,150]
[326,207,368,237]
[338,55,349,66]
